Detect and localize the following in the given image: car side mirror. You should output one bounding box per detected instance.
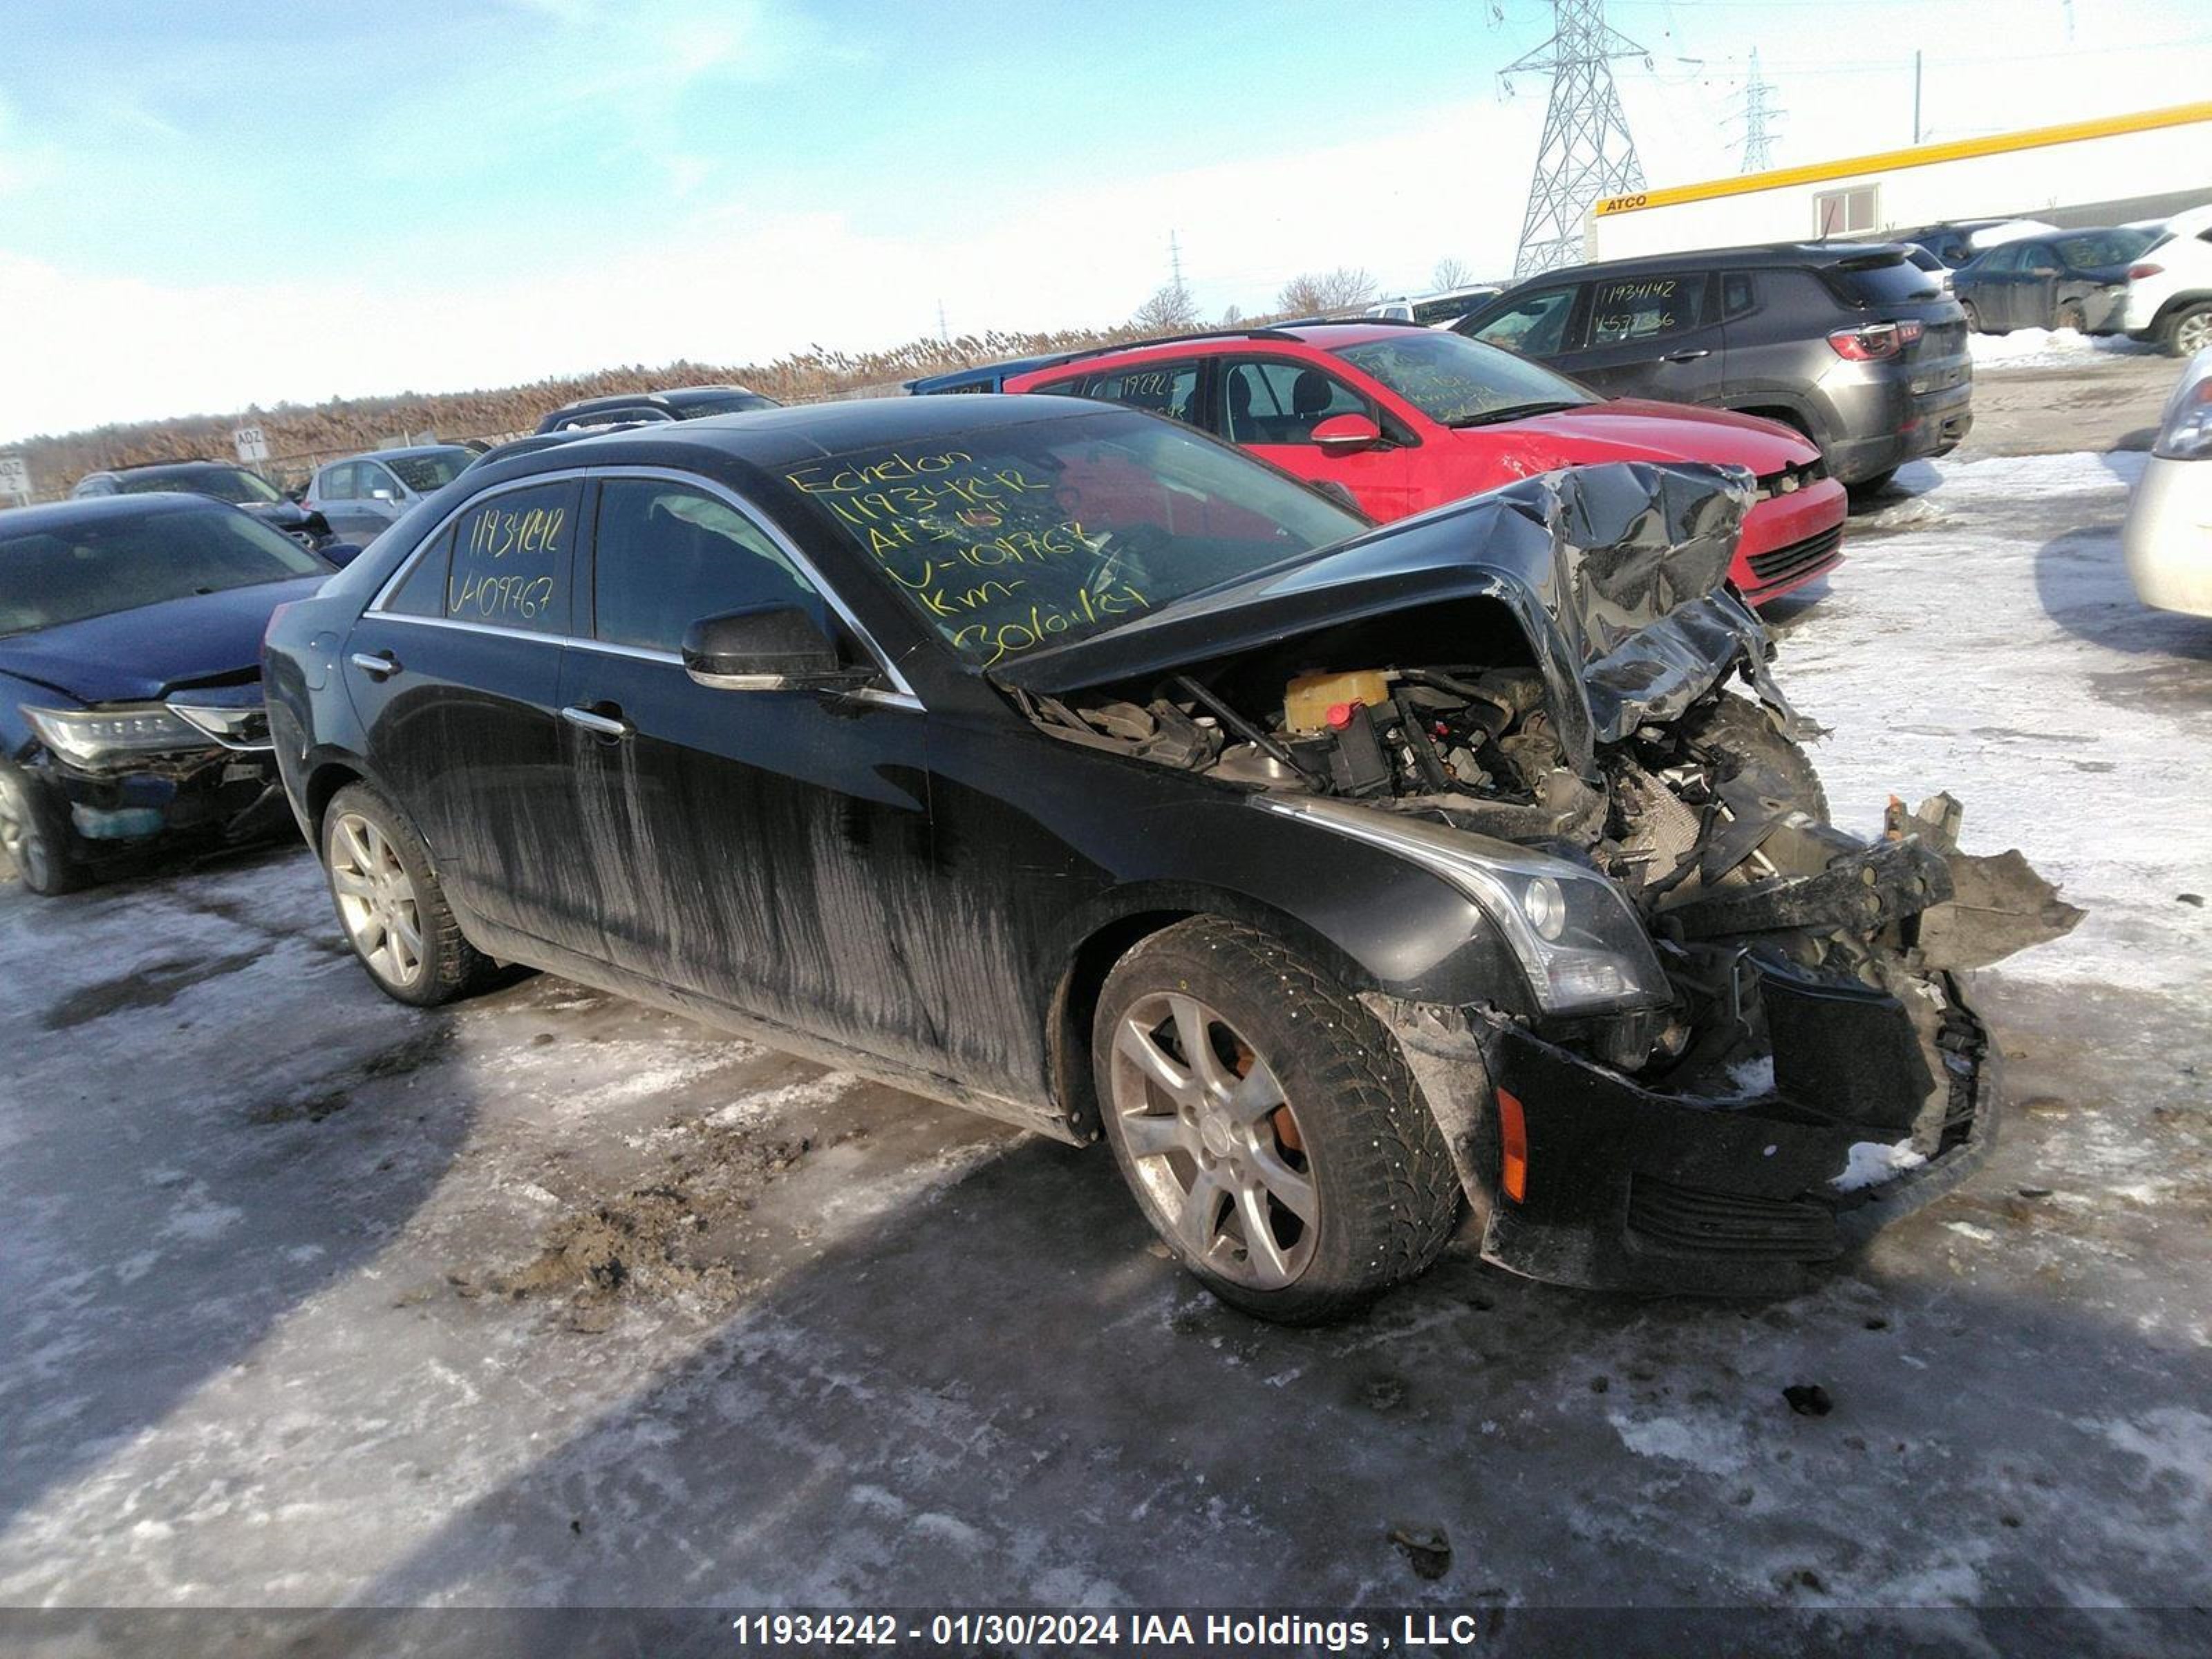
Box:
[321,542,366,568]
[1311,413,1382,455]
[369,487,397,502]
[682,605,871,693]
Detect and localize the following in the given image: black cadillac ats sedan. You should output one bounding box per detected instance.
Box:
[263,397,2077,1322]
[2,494,334,894]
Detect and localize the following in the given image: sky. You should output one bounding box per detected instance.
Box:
[2,0,2209,441]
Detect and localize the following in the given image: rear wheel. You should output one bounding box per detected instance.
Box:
[0,765,84,897]
[2165,303,2212,359]
[321,782,498,1007]
[1093,918,1462,1324]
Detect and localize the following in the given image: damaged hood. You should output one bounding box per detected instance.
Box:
[0,577,324,705]
[992,460,1783,778]
[1478,399,1819,476]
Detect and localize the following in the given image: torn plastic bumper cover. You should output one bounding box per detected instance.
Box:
[1371,971,2003,1297]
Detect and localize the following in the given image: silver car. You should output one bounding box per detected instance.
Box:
[2123,347,2212,617]
[304,445,474,545]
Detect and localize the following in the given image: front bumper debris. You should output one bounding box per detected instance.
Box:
[49,750,290,852]
[1367,959,2003,1297]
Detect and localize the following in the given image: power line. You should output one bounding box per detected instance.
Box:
[1501,0,1651,279]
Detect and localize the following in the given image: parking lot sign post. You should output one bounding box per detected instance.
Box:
[0,455,31,507]
[233,425,270,465]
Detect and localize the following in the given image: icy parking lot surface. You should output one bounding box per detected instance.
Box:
[1,447,2209,1637]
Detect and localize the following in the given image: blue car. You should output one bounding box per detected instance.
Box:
[0,494,335,894]
[905,352,1082,394]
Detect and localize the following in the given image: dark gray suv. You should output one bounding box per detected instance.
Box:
[1454,244,1973,494]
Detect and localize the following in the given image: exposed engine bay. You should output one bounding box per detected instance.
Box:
[1018,656,2078,1146]
[1001,461,2082,1177]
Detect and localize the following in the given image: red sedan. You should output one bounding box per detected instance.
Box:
[1004,323,1844,605]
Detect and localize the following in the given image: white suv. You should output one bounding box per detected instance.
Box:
[2121,207,2212,357]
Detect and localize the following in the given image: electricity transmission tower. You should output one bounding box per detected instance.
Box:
[1500,0,1651,279]
[1737,48,1782,173]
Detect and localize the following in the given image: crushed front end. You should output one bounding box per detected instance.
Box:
[1001,460,2081,1294]
[21,683,290,857]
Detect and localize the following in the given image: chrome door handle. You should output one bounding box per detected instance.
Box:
[561,704,632,740]
[349,650,400,679]
[1662,348,1711,362]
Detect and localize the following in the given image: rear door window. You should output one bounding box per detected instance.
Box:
[1073,359,1204,427]
[1587,273,1709,346]
[1468,285,1580,358]
[1721,272,1757,316]
[321,462,357,500]
[1221,357,1372,444]
[589,478,827,653]
[444,479,581,635]
[384,525,452,617]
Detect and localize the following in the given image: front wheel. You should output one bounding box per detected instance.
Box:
[321,782,498,1007]
[1961,299,1999,335]
[0,765,84,897]
[2054,300,2088,334]
[1093,919,1462,1324]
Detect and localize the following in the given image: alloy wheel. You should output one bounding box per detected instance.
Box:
[328,810,425,988]
[2177,310,2212,356]
[1107,993,1318,1290]
[0,774,49,890]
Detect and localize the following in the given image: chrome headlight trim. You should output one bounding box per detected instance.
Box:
[1254,794,1674,1016]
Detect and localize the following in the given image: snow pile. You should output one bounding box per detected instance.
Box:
[1969,328,2156,370]
[1830,1138,1927,1192]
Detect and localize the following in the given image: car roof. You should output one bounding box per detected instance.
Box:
[1009,320,1431,379]
[93,460,238,478]
[1,492,226,536]
[473,394,1123,482]
[1493,242,1915,288]
[334,444,469,466]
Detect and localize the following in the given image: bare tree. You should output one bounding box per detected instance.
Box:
[1132,281,1201,332]
[1219,302,1245,328]
[1275,265,1378,316]
[1432,256,1474,289]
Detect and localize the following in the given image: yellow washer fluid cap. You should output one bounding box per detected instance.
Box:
[1284,670,1394,733]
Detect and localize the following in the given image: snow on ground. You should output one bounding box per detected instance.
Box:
[1,424,2209,1632]
[1969,327,2159,371]
[1773,449,2211,995]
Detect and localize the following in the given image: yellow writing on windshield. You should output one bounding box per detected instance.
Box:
[789,449,1152,664]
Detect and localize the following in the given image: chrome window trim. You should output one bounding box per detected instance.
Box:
[364,464,919,703]
[357,612,922,713]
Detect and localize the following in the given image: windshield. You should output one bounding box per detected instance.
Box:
[1334,330,1593,425]
[116,466,281,505]
[0,505,328,637]
[385,449,472,493]
[782,410,1365,670]
[2054,229,2154,269]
